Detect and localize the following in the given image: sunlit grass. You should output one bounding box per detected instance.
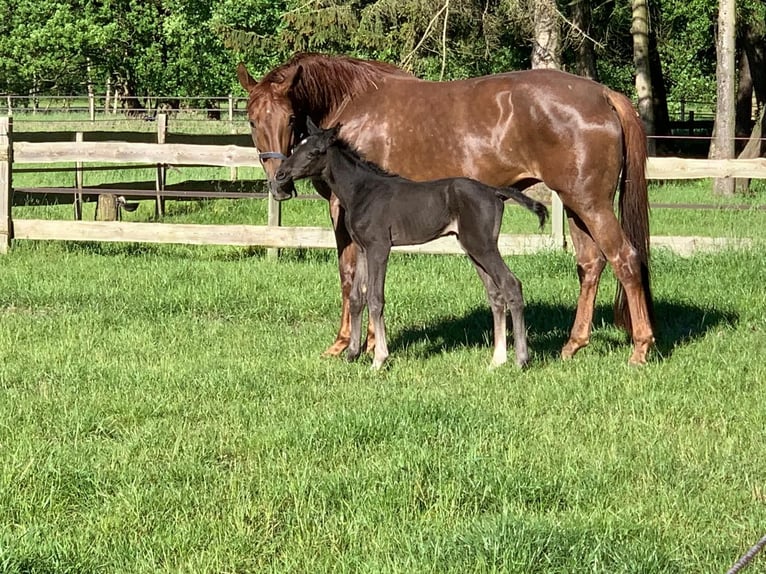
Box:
[0,239,764,573]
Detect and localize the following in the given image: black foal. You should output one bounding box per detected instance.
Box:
[275,119,548,369]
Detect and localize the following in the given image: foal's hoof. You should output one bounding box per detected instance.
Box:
[488,358,506,371]
[346,349,361,363]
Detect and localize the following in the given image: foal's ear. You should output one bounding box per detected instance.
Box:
[329,123,343,141]
[306,117,321,135]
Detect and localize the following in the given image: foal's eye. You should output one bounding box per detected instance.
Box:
[288,115,296,126]
[249,120,256,129]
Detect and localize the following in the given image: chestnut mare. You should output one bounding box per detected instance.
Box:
[237,53,656,364]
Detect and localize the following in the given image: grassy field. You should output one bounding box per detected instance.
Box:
[3,117,766,572]
[0,223,765,572]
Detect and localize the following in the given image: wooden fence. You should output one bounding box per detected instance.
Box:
[1,115,765,256]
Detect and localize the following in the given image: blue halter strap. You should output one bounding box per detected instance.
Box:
[258,151,289,162]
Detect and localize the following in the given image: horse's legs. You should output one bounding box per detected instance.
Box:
[462,240,529,368]
[470,264,509,368]
[346,250,368,363]
[572,207,654,365]
[324,193,375,356]
[561,210,607,360]
[364,247,391,370]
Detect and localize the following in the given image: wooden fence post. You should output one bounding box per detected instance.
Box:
[267,193,281,259]
[0,117,12,254]
[74,132,84,220]
[550,191,566,249]
[228,95,238,181]
[156,113,167,218]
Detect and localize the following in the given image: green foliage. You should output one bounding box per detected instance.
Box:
[0,0,745,109]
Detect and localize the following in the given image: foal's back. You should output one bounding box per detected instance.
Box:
[351,173,506,248]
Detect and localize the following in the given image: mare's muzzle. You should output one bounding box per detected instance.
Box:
[260,151,295,201]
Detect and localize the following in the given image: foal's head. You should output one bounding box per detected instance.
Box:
[274,119,340,194]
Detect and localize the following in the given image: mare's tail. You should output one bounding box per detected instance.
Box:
[496,187,549,229]
[604,89,655,333]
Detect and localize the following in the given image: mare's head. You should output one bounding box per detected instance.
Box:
[237,60,306,200]
[238,53,411,201]
[274,119,339,193]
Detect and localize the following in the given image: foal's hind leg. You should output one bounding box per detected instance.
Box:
[464,244,529,369]
[561,211,607,360]
[471,265,510,368]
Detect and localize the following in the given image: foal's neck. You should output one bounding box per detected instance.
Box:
[323,146,379,209]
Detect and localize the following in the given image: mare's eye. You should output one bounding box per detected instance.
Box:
[288,115,296,126]
[249,120,256,128]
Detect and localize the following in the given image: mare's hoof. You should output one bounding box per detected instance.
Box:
[561,338,588,360]
[322,339,349,357]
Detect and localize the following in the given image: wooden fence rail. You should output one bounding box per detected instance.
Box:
[1,115,765,256]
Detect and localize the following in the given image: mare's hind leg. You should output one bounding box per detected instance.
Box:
[561,210,607,360]
[346,250,368,363]
[571,207,654,365]
[323,193,376,357]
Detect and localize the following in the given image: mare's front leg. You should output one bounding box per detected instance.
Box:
[322,191,376,357]
[364,247,391,370]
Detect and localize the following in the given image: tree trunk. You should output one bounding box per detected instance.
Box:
[572,0,598,80]
[741,16,765,105]
[735,105,766,194]
[530,0,565,248]
[735,50,753,153]
[711,0,736,196]
[648,0,669,143]
[632,0,655,156]
[532,0,561,69]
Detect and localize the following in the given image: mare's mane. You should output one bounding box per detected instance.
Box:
[257,53,411,120]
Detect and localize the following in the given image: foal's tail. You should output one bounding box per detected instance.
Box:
[496,187,549,229]
[605,89,655,333]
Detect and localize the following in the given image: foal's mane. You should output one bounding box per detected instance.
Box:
[333,136,398,179]
[260,53,411,119]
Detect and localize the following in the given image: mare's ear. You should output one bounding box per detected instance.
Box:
[306,117,322,135]
[273,64,303,96]
[236,63,258,92]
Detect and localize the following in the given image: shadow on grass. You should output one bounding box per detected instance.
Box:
[387,300,737,363]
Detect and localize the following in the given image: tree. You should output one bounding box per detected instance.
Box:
[571,0,598,80]
[711,0,736,196]
[632,0,655,155]
[531,0,560,69]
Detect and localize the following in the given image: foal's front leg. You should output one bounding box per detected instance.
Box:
[346,251,368,363]
[365,247,391,370]
[323,193,376,357]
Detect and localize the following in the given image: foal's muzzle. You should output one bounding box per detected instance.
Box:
[260,151,295,201]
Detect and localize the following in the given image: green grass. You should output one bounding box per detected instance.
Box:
[0,236,764,573]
